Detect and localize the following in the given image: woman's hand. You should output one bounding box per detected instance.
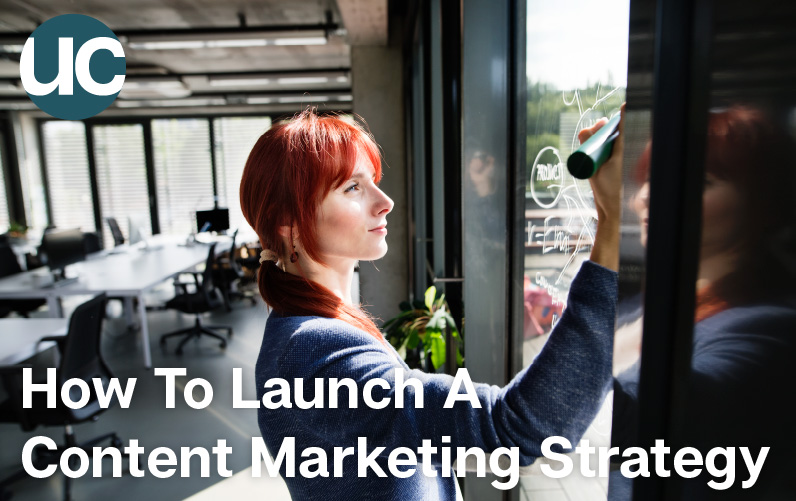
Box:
[578,104,625,222]
[579,104,625,271]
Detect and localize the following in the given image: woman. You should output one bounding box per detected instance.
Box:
[239,109,624,500]
[610,106,796,500]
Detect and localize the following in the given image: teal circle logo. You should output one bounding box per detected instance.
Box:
[19,14,126,120]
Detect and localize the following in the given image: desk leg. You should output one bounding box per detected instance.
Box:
[47,296,63,317]
[137,293,152,369]
[123,297,137,330]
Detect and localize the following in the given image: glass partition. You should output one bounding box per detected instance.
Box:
[521,0,632,498]
[0,138,9,232]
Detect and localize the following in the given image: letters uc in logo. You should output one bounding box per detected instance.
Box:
[20,14,126,120]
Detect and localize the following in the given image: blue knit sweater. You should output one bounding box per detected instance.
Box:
[255,260,617,500]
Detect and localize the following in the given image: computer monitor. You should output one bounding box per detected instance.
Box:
[128,214,151,246]
[196,208,230,233]
[41,228,86,280]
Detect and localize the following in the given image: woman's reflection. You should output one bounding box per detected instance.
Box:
[610,105,796,500]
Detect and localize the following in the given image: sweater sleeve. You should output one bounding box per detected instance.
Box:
[275,260,617,466]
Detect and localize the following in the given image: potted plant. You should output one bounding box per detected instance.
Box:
[382,285,463,372]
[7,221,28,239]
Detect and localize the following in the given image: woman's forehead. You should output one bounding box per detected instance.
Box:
[351,155,377,178]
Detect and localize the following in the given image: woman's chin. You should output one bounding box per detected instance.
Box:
[364,244,389,261]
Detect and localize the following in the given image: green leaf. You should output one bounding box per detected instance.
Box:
[406,328,420,350]
[456,348,464,367]
[427,329,446,369]
[424,286,437,311]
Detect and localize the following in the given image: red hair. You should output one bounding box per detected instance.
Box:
[239,109,385,339]
[635,106,796,319]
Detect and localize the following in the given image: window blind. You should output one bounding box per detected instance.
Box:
[152,119,213,236]
[213,117,271,233]
[92,124,150,248]
[41,121,95,231]
[0,143,10,231]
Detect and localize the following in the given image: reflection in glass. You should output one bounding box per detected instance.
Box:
[612,105,796,500]
[609,0,796,496]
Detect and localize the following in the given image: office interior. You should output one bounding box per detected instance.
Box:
[1,0,795,500]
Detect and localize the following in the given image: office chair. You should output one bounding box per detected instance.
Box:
[0,245,47,317]
[106,217,125,247]
[160,243,233,355]
[0,294,124,501]
[212,230,257,311]
[82,231,102,254]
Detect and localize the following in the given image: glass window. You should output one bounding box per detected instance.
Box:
[92,124,149,248]
[213,117,271,233]
[152,118,213,236]
[521,0,629,497]
[41,121,95,231]
[0,140,10,232]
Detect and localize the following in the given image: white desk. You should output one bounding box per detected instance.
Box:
[0,239,228,368]
[0,318,68,365]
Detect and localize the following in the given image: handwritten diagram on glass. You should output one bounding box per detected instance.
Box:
[522,0,628,344]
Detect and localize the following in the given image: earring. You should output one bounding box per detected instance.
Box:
[290,244,299,263]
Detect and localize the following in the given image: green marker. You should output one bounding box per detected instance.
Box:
[567,113,621,179]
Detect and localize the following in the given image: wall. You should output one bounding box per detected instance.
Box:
[351,14,408,326]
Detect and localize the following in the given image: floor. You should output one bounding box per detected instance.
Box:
[2,287,617,501]
[0,287,271,501]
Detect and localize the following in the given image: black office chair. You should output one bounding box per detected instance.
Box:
[82,231,102,254]
[0,245,47,317]
[106,217,125,247]
[0,294,124,501]
[160,243,233,355]
[212,230,257,311]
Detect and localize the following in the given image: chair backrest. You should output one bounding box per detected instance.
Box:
[201,243,218,296]
[229,229,243,275]
[83,231,102,254]
[106,217,125,246]
[0,245,23,278]
[59,294,113,421]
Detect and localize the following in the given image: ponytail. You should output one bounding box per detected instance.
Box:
[257,260,384,340]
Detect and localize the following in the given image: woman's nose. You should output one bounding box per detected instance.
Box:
[629,184,649,213]
[375,188,394,215]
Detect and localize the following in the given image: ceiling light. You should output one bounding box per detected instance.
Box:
[272,37,327,46]
[247,97,273,105]
[0,44,23,54]
[209,77,272,87]
[276,94,352,104]
[115,97,225,108]
[278,95,330,103]
[119,78,191,99]
[276,76,329,85]
[124,29,328,51]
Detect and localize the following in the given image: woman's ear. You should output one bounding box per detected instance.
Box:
[277,225,292,239]
[277,225,300,245]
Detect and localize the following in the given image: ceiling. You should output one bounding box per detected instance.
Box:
[0,0,388,115]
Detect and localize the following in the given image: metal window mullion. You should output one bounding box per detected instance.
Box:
[634,0,713,499]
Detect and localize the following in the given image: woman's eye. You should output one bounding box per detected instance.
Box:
[345,183,360,193]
